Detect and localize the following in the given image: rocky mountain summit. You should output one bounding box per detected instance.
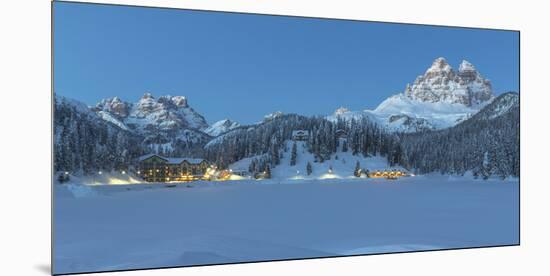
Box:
[91,93,211,154]
[93,93,208,132]
[405,57,493,106]
[329,57,497,132]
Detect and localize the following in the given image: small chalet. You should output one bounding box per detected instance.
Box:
[291,130,310,141]
[335,129,348,139]
[137,154,210,182]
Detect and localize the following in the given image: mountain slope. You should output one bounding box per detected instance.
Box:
[92,93,211,154]
[54,95,143,174]
[204,119,240,136]
[328,57,495,133]
[399,92,519,178]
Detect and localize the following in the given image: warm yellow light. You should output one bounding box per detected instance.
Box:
[156,169,160,172]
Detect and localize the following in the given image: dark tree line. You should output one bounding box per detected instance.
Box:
[397,93,519,178]
[204,114,403,174]
[54,97,144,174]
[54,92,519,180]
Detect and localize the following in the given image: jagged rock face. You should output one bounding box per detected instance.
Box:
[405,58,493,106]
[94,93,208,132]
[94,97,131,118]
[330,57,498,133]
[91,93,211,154]
[388,114,435,132]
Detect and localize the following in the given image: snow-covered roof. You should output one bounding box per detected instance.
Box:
[137,154,206,164]
[138,153,163,162]
[165,157,206,165]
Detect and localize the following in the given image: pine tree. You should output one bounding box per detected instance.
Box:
[248,159,256,173]
[265,164,271,179]
[306,162,312,175]
[481,151,491,180]
[354,161,361,177]
[342,140,348,152]
[290,142,297,166]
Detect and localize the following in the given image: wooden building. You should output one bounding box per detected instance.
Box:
[137,154,210,182]
[335,129,348,139]
[367,169,408,179]
[291,130,310,141]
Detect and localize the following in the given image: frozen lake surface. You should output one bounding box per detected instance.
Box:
[53,175,519,274]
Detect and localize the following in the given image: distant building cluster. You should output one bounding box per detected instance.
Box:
[137,154,210,182]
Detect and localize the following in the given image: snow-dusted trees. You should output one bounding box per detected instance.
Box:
[306,162,312,175]
[54,92,518,179]
[342,139,348,152]
[478,152,491,180]
[54,97,144,174]
[205,114,316,168]
[264,164,271,179]
[204,113,401,172]
[290,142,297,166]
[354,161,361,177]
[398,94,519,179]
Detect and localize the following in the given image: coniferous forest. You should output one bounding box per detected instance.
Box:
[54,92,519,179]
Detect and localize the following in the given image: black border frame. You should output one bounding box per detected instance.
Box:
[51,1,521,275]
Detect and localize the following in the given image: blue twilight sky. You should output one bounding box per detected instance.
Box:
[54,2,519,125]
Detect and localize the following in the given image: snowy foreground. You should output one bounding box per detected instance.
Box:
[54,176,519,274]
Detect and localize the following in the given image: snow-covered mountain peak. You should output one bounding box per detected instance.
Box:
[93,92,209,134]
[405,57,493,106]
[141,92,154,99]
[458,60,476,72]
[171,96,188,107]
[426,57,452,74]
[264,111,284,121]
[204,119,241,137]
[334,107,350,115]
[95,97,131,118]
[328,57,499,133]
